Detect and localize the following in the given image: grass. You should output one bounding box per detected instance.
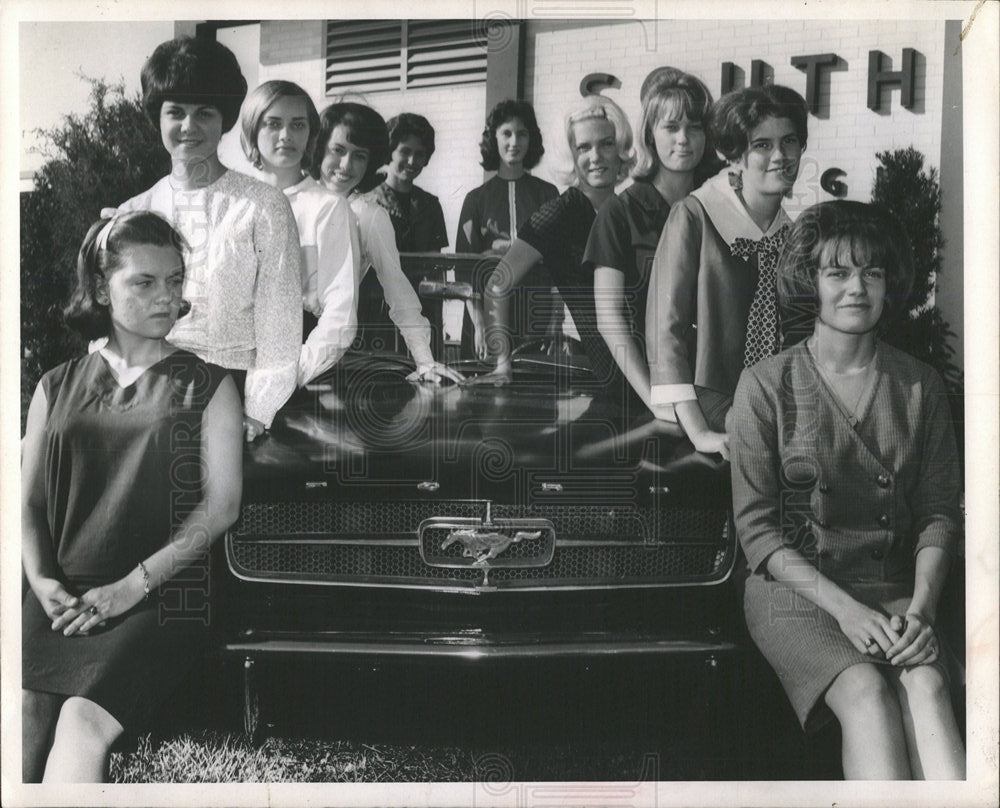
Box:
[108,731,695,783]
[110,731,474,783]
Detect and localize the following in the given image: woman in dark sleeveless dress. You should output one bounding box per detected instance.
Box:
[21,211,243,782]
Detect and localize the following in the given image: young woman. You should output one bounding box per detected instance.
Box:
[456,99,558,255]
[476,95,633,388]
[583,68,718,418]
[457,100,559,358]
[365,112,449,253]
[22,212,242,782]
[646,84,809,457]
[114,36,302,441]
[240,80,358,385]
[730,201,965,779]
[313,102,462,384]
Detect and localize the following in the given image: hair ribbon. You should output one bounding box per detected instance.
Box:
[95,208,121,252]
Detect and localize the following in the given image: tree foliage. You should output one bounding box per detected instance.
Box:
[871,147,963,395]
[21,76,169,429]
[871,147,964,453]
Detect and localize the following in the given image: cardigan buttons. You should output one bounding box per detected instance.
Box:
[878,514,890,528]
[818,482,831,494]
[819,549,831,559]
[876,474,891,488]
[870,548,885,560]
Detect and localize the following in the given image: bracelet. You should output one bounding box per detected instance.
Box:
[137,561,151,600]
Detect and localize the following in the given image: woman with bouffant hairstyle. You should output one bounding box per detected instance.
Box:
[477,99,546,172]
[114,36,302,442]
[457,98,556,254]
[775,200,915,345]
[731,200,964,779]
[476,94,633,386]
[139,35,247,132]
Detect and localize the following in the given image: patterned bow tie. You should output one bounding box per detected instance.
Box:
[730,224,790,368]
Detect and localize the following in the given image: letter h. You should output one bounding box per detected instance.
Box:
[867,49,916,111]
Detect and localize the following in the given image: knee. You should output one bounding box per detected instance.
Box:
[826,664,896,715]
[56,697,123,749]
[898,665,951,705]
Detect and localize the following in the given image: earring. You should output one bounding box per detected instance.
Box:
[728,170,743,192]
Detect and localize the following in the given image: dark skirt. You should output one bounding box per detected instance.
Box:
[22,575,210,734]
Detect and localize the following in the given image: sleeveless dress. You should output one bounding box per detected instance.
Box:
[22,350,229,732]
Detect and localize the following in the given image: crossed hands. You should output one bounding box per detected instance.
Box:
[33,576,144,637]
[837,600,940,667]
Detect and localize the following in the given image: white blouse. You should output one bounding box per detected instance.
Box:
[349,195,434,367]
[118,170,302,428]
[285,176,359,385]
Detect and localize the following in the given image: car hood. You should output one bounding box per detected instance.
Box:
[243,353,730,507]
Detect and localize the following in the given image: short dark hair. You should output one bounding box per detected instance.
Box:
[479,100,544,171]
[240,80,321,171]
[310,102,390,194]
[64,211,188,340]
[387,113,436,161]
[777,201,915,343]
[709,84,809,162]
[141,36,248,132]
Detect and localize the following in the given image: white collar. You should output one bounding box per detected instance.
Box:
[282,175,316,197]
[691,169,791,244]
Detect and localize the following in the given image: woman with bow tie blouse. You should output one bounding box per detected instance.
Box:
[645,85,809,459]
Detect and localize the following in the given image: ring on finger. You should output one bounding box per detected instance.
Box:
[864,637,875,648]
[89,605,99,617]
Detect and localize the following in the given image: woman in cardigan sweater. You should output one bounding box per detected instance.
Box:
[730,201,965,779]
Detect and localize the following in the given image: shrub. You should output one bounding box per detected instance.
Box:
[20,76,170,430]
[871,147,964,453]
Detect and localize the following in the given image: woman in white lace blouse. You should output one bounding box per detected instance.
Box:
[115,36,302,439]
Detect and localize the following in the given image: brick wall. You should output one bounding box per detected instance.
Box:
[522,17,959,362]
[251,17,947,238]
[524,18,946,215]
[245,18,959,357]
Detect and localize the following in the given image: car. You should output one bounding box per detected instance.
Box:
[216,253,742,760]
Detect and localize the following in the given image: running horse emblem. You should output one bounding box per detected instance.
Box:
[441,528,543,566]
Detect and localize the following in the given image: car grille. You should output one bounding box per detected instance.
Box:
[227,500,733,591]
